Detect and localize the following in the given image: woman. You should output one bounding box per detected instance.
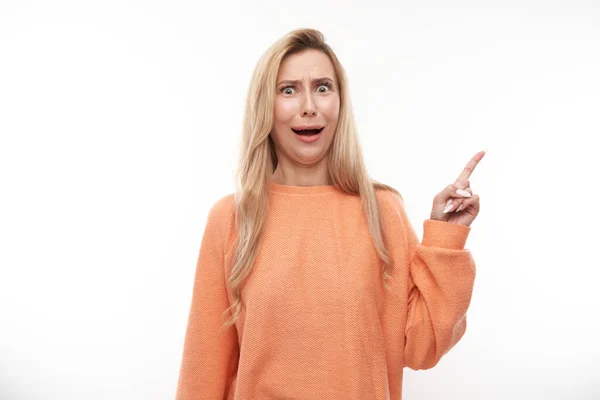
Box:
[175,28,484,400]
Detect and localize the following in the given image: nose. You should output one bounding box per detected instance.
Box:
[301,93,317,116]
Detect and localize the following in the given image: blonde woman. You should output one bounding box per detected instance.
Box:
[175,28,485,400]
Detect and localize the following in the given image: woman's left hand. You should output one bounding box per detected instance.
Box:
[430,150,486,227]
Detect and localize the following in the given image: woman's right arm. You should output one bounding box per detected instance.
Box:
[175,199,240,399]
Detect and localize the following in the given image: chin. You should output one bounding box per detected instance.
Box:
[293,148,329,162]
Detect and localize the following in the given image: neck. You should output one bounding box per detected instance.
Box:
[270,159,332,187]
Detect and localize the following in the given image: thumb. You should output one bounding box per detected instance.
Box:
[437,183,472,203]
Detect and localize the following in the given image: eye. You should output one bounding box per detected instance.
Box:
[279,82,333,95]
[317,82,332,93]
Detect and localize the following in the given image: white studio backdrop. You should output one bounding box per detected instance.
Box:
[1,1,599,399]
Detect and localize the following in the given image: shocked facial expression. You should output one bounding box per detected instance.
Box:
[271,49,340,167]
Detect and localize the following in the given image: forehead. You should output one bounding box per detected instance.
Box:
[277,49,335,79]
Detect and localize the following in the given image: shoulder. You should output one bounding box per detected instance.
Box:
[203,192,236,238]
[206,194,234,230]
[198,193,237,257]
[375,187,405,217]
[208,193,236,219]
[374,187,414,243]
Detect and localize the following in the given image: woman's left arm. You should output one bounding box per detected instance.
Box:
[401,216,476,371]
[402,150,485,370]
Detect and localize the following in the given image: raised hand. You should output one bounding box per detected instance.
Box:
[429,150,486,227]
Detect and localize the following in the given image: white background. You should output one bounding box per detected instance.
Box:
[1,1,599,399]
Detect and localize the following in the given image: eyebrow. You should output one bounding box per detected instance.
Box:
[276,77,335,86]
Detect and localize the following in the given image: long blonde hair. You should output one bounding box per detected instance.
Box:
[222,28,401,330]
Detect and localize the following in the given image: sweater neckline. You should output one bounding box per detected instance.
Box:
[268,181,340,195]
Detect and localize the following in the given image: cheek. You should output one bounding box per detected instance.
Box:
[274,99,297,122]
[272,102,293,142]
[321,98,340,121]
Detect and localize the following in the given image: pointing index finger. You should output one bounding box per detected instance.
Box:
[456,150,486,184]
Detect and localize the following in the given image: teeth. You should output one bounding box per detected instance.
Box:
[293,128,322,136]
[293,127,323,132]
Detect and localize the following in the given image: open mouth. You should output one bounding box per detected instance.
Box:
[291,127,324,136]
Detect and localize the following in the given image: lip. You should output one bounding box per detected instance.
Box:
[291,125,325,130]
[291,127,323,143]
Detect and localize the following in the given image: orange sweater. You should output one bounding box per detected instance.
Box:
[175,182,476,400]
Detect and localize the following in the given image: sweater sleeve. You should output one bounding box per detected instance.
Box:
[175,198,239,399]
[394,197,476,371]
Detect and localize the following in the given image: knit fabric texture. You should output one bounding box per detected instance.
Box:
[175,181,476,399]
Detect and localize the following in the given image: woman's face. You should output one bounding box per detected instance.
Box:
[271,49,340,168]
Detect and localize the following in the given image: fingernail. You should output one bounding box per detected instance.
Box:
[444,201,454,213]
[456,189,471,197]
[456,204,464,212]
